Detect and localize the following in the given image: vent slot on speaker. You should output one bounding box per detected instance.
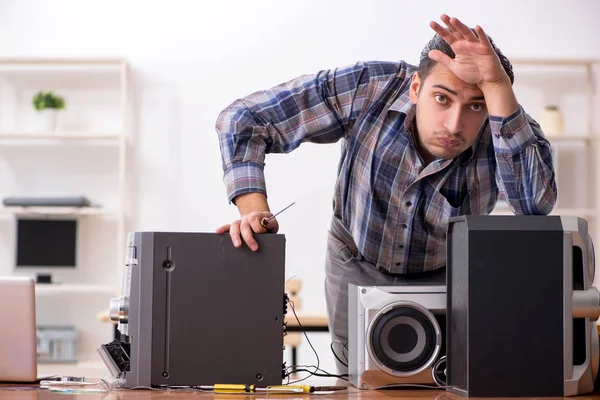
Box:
[572,246,587,367]
[573,246,584,291]
[573,318,587,366]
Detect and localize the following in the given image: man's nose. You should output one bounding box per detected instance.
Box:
[444,106,464,134]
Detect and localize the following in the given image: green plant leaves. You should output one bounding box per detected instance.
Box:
[32,91,66,111]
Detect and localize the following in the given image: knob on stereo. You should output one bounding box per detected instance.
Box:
[109,296,129,323]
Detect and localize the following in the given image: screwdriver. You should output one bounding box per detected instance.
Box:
[260,201,296,228]
[267,384,348,393]
[198,384,303,393]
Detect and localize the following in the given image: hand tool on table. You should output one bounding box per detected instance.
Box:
[198,384,303,393]
[267,384,348,393]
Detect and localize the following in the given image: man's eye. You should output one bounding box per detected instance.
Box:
[470,103,485,112]
[434,94,447,104]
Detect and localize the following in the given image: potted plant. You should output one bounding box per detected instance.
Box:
[32,91,66,131]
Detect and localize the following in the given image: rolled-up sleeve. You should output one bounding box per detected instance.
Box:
[215,62,394,203]
[490,106,557,215]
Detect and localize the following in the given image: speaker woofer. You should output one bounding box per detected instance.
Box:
[366,301,442,377]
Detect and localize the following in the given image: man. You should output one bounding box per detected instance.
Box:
[215,14,556,374]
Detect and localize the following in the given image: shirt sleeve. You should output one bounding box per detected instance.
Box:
[215,62,400,203]
[490,105,557,215]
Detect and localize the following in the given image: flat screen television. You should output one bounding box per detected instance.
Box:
[16,218,77,268]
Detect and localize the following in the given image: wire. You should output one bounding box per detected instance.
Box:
[284,297,352,384]
[431,355,447,387]
[285,274,299,285]
[285,299,320,383]
[283,296,352,384]
[330,341,348,367]
[289,368,349,380]
[343,341,349,361]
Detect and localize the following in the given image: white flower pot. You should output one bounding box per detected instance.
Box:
[39,109,58,131]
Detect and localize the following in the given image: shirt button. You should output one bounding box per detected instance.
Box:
[395,262,402,267]
[405,201,412,207]
[398,244,404,249]
[402,224,408,229]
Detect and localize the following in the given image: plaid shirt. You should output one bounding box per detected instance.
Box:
[216,61,556,274]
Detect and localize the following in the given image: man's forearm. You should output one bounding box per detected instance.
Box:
[480,77,519,118]
[234,192,270,216]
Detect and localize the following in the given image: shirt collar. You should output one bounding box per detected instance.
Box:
[460,121,488,164]
[389,91,415,119]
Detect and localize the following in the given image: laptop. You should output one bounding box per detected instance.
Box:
[0,276,53,382]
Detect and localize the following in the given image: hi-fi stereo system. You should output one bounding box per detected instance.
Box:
[100,216,600,397]
[347,216,600,397]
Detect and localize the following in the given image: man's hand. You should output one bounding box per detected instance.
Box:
[216,211,279,251]
[429,14,518,117]
[215,192,276,251]
[429,14,508,88]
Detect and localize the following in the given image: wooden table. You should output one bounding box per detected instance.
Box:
[3,380,600,399]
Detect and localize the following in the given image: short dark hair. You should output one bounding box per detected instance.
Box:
[417,32,514,85]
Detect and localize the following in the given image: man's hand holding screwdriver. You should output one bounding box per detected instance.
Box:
[215,193,294,251]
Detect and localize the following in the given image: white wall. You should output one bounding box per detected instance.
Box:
[1,0,599,375]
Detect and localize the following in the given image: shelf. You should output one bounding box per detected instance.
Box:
[546,135,597,143]
[0,57,125,66]
[511,58,597,66]
[0,206,119,217]
[0,57,130,378]
[35,283,116,296]
[0,132,123,145]
[0,58,126,90]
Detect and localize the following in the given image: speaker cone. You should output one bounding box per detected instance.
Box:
[366,301,441,377]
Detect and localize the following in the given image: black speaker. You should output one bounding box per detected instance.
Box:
[447,215,599,397]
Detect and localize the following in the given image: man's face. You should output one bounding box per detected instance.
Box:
[409,63,488,165]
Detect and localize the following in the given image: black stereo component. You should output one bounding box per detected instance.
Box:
[447,215,599,397]
[98,232,286,388]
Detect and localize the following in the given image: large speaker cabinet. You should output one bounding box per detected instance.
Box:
[447,215,599,397]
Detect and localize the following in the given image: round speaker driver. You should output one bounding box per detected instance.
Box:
[366,301,441,377]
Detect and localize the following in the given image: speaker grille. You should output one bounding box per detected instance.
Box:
[367,302,441,376]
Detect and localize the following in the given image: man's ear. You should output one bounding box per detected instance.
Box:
[409,72,421,105]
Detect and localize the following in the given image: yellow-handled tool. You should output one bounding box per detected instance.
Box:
[201,384,256,393]
[267,384,347,393]
[199,384,303,393]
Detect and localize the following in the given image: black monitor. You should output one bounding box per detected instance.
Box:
[16,218,77,267]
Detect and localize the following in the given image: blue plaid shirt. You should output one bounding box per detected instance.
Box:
[216,61,557,274]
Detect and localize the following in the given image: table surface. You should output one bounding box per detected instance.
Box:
[3,379,600,400]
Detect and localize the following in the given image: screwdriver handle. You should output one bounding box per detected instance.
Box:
[268,384,312,393]
[213,384,255,393]
[260,201,296,228]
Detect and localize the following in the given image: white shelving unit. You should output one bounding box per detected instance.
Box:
[0,58,130,377]
[491,58,600,277]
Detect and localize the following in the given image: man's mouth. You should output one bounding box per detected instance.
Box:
[438,136,461,149]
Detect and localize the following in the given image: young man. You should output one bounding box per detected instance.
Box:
[215,15,556,373]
